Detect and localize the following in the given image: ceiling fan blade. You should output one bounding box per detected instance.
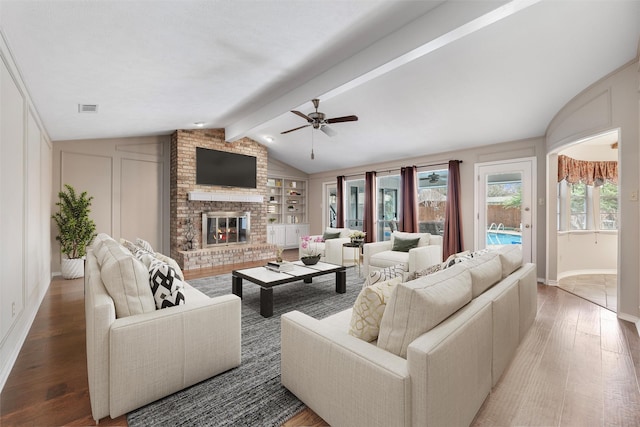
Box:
[280,124,310,135]
[320,125,337,137]
[326,115,358,124]
[291,110,311,121]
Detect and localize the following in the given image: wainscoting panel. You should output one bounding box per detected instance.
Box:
[61,152,113,236]
[120,158,164,250]
[0,55,25,343]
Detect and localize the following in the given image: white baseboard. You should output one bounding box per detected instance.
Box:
[557,269,617,280]
[0,280,50,392]
[617,312,640,337]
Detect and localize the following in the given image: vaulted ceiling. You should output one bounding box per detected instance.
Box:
[1,1,638,173]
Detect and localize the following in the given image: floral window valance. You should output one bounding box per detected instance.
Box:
[557,154,618,187]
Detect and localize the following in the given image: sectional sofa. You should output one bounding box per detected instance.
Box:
[281,245,536,427]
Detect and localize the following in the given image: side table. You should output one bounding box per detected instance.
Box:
[342,242,362,276]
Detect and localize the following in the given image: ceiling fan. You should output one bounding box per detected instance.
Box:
[280,99,358,137]
[427,172,440,183]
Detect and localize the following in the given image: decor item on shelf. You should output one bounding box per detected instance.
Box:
[184,218,195,250]
[349,230,366,245]
[268,217,277,223]
[300,235,323,265]
[52,184,97,279]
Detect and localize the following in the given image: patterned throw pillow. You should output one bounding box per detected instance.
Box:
[148,259,185,309]
[120,238,138,254]
[410,262,444,280]
[363,264,405,288]
[349,276,402,342]
[136,237,155,253]
[442,249,491,269]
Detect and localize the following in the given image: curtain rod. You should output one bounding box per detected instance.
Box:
[341,160,462,179]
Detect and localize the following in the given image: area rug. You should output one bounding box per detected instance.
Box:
[127,266,363,427]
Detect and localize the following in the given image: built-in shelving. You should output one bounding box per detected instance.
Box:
[266,176,308,248]
[266,177,307,225]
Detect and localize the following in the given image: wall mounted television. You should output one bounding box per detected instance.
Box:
[196,147,257,189]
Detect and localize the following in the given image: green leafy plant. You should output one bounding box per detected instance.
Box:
[52,184,97,259]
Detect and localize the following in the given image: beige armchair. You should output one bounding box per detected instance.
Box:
[298,227,353,266]
[363,231,443,280]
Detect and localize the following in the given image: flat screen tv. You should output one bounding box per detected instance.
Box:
[196,147,257,189]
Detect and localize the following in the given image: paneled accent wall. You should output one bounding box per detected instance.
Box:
[52,135,171,272]
[0,35,52,392]
[170,129,270,262]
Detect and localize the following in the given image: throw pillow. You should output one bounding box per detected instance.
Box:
[148,259,186,309]
[391,236,421,252]
[377,263,472,358]
[120,238,138,254]
[136,237,154,253]
[153,252,185,281]
[322,231,341,240]
[99,239,156,317]
[410,262,443,280]
[349,276,402,342]
[363,264,404,288]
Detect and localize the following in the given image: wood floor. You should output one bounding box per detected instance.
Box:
[1,252,639,426]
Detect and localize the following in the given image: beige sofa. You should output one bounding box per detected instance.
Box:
[85,233,241,422]
[281,245,536,427]
[363,231,443,280]
[298,227,353,265]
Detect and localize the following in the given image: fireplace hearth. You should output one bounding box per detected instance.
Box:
[202,211,250,248]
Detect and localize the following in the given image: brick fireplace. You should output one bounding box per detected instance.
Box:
[170,129,277,270]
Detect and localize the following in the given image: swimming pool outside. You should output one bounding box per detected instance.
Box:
[487,231,522,245]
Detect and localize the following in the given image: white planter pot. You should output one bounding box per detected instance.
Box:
[61,258,84,279]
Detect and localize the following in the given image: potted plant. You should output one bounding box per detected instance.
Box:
[300,235,323,265]
[52,184,97,279]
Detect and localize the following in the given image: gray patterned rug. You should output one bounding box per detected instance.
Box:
[127,266,363,427]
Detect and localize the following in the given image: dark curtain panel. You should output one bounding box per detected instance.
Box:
[364,171,377,243]
[400,166,418,232]
[336,175,346,228]
[443,160,463,259]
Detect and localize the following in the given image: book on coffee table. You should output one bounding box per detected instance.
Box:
[265,261,294,272]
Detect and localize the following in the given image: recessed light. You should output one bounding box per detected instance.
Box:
[265,136,274,143]
[194,122,205,127]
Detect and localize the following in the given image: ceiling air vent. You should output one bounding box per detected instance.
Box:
[78,104,98,113]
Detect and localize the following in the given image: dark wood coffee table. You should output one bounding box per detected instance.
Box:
[231,261,346,317]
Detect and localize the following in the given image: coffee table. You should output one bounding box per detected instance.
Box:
[232,261,346,317]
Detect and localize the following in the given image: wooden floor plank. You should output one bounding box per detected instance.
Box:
[602,350,640,426]
[559,331,604,426]
[601,308,629,355]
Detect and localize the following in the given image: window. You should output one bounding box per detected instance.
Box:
[417,169,447,235]
[558,180,617,231]
[599,181,618,230]
[569,183,587,230]
[377,175,400,241]
[345,179,364,230]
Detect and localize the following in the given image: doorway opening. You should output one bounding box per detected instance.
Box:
[550,130,619,312]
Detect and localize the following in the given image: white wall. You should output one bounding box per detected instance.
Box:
[546,58,640,321]
[557,231,618,277]
[307,137,547,279]
[0,32,52,391]
[51,136,171,273]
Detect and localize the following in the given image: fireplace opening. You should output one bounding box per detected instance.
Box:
[202,211,250,248]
